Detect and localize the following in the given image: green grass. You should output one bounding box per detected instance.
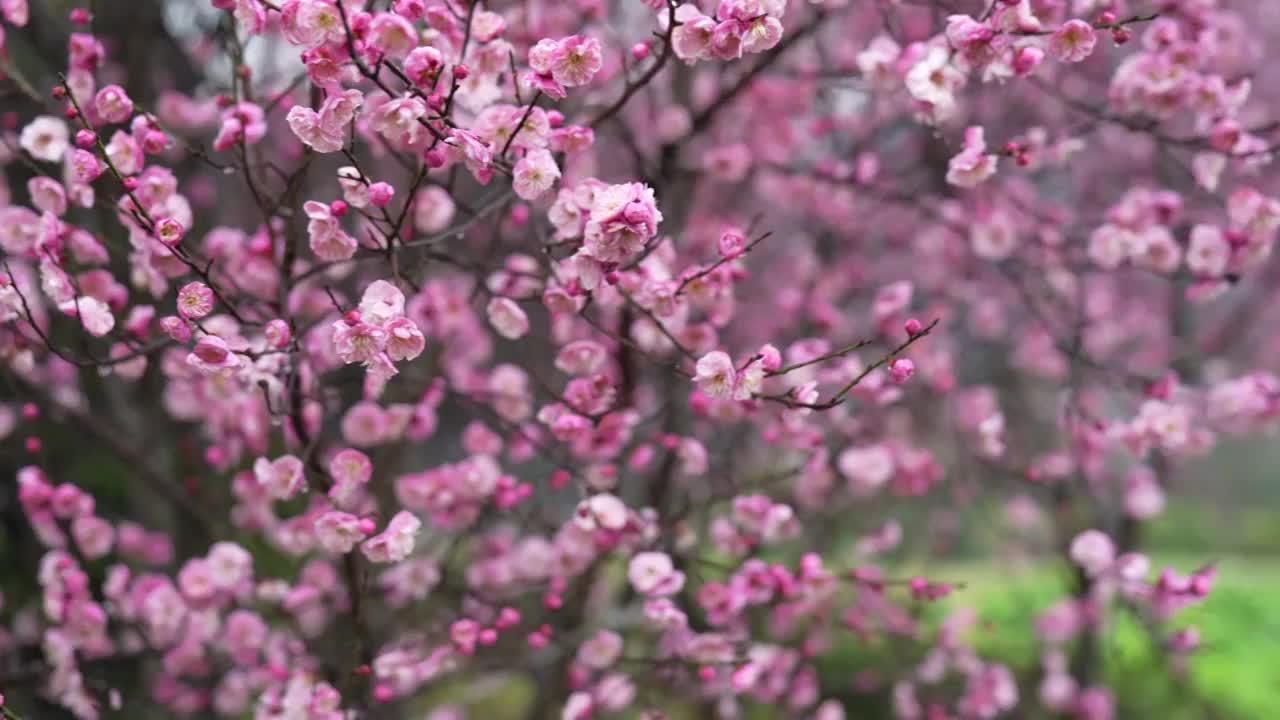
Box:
[413,555,1280,719]
[928,554,1280,720]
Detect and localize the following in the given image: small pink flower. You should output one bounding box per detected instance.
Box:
[207,541,252,589]
[188,335,240,372]
[384,316,425,361]
[1048,20,1097,63]
[946,126,997,188]
[94,85,134,124]
[693,351,736,399]
[366,12,417,59]
[314,511,370,554]
[178,558,217,604]
[176,281,215,319]
[2,0,28,26]
[450,128,494,180]
[574,493,628,532]
[450,618,481,654]
[29,178,67,216]
[71,515,114,559]
[673,13,716,63]
[628,552,686,597]
[1186,225,1229,277]
[303,198,355,260]
[1011,45,1045,76]
[264,319,292,349]
[161,315,193,343]
[59,296,115,337]
[1069,529,1115,577]
[556,340,607,375]
[19,116,69,163]
[71,149,102,182]
[520,70,567,101]
[368,182,395,207]
[513,149,561,201]
[888,358,915,384]
[582,182,663,263]
[155,217,185,246]
[328,448,372,506]
[549,35,603,87]
[288,90,363,153]
[254,454,306,499]
[564,692,593,720]
[231,0,267,34]
[758,344,782,372]
[404,46,444,87]
[838,445,895,495]
[283,0,347,48]
[359,279,406,324]
[577,630,623,669]
[370,96,427,143]
[361,511,421,563]
[487,297,530,340]
[332,320,388,365]
[718,230,746,259]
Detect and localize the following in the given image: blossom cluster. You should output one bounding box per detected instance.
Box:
[0,0,1277,719]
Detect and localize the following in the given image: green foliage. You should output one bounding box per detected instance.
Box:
[952,555,1280,720]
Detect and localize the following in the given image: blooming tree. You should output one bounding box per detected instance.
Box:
[0,0,1275,718]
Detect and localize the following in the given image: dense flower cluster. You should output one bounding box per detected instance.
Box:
[0,0,1277,718]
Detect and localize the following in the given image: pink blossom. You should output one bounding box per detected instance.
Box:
[1,0,27,26]
[487,297,530,340]
[333,320,389,364]
[361,511,421,563]
[19,116,69,163]
[513,149,561,201]
[906,47,965,121]
[1048,20,1097,63]
[359,279,406,324]
[71,515,114,559]
[582,182,662,263]
[315,511,371,554]
[368,182,395,207]
[889,358,915,384]
[282,0,347,48]
[176,281,214,319]
[71,149,102,182]
[1186,225,1229,277]
[673,11,717,63]
[1069,530,1115,577]
[94,85,134,124]
[28,178,67,216]
[288,90,364,153]
[574,493,628,532]
[207,541,253,589]
[327,448,372,503]
[556,340,607,375]
[549,35,603,87]
[384,316,425,361]
[155,217,185,246]
[370,96,428,144]
[693,351,736,399]
[563,692,593,720]
[947,126,998,188]
[59,296,115,337]
[404,46,444,87]
[628,552,686,597]
[303,198,358,260]
[577,630,623,669]
[254,454,306,499]
[367,12,417,59]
